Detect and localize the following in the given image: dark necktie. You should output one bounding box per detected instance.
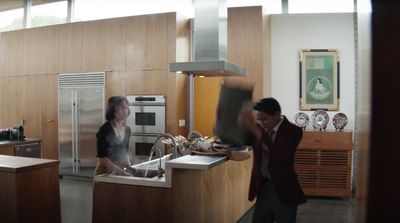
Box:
[268,130,276,142]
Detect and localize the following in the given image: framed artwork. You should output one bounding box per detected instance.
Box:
[299,49,340,111]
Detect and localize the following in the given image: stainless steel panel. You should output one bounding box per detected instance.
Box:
[59,73,105,177]
[77,88,104,168]
[194,0,226,61]
[130,134,165,157]
[59,88,74,171]
[127,105,165,134]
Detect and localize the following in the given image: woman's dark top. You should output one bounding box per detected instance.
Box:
[96,121,131,162]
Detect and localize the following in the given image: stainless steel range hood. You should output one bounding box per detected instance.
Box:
[169,0,246,77]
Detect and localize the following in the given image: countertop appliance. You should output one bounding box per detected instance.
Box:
[58,72,105,177]
[0,125,25,141]
[126,95,166,156]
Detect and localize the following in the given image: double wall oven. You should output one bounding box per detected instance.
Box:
[126,95,166,156]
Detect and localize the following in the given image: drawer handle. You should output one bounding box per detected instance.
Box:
[47,119,55,123]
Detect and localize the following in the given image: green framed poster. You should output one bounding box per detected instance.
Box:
[299,49,340,111]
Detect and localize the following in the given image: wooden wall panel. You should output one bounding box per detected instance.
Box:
[23,28,42,75]
[41,75,58,159]
[126,70,167,95]
[4,77,21,127]
[227,6,264,100]
[20,76,42,139]
[166,13,189,136]
[105,71,127,99]
[59,23,82,73]
[41,26,59,75]
[127,14,168,70]
[82,20,107,72]
[0,32,4,76]
[194,7,264,136]
[4,30,25,76]
[106,18,127,72]
[173,157,254,223]
[0,77,5,127]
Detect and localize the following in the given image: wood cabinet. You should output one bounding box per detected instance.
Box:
[295,131,353,198]
[0,156,61,223]
[23,28,42,75]
[0,32,4,76]
[82,20,107,72]
[126,70,167,95]
[3,77,42,139]
[3,30,25,76]
[127,14,168,70]
[105,71,126,99]
[59,23,82,73]
[106,18,127,72]
[41,75,58,159]
[0,146,14,156]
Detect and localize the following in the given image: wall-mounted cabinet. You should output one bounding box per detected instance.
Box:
[105,18,127,72]
[126,70,167,95]
[127,14,168,71]
[105,71,127,101]
[59,23,82,73]
[23,28,42,75]
[4,31,25,76]
[0,33,4,76]
[82,20,107,72]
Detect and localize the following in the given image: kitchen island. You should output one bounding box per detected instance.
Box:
[0,155,60,223]
[92,153,254,223]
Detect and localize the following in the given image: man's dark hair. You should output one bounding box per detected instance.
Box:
[253,97,281,116]
[106,96,129,121]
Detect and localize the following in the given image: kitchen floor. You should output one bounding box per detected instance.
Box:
[60,177,354,223]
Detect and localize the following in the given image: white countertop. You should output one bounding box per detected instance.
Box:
[94,154,229,188]
[166,155,228,170]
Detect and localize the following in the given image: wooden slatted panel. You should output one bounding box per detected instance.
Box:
[320,150,349,166]
[319,169,348,188]
[295,149,318,165]
[296,168,317,188]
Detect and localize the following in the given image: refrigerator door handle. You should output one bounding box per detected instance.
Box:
[71,90,76,173]
[74,91,80,173]
[76,91,80,163]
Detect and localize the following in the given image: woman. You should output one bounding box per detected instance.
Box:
[94,96,134,176]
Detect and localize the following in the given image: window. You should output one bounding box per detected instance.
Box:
[31,1,67,28]
[74,0,194,21]
[0,8,24,32]
[289,0,354,13]
[228,0,281,14]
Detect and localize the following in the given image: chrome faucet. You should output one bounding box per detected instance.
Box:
[154,133,178,159]
[149,146,164,178]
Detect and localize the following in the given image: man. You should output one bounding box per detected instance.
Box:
[239,97,306,223]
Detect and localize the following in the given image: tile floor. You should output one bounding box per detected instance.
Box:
[60,177,354,223]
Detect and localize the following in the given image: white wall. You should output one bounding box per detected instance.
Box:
[270,13,355,132]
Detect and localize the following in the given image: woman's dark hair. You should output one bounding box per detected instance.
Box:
[253,97,281,116]
[105,96,129,121]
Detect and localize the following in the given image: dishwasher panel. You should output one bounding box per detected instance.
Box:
[14,143,41,158]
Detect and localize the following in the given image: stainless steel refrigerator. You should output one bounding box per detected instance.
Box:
[58,73,105,177]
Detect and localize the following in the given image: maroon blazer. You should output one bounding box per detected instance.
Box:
[248,116,306,206]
